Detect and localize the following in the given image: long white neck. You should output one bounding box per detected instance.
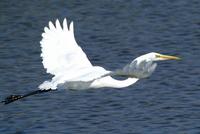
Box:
[90,76,139,89]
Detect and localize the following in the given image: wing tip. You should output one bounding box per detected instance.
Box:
[48,21,55,30]
[55,19,60,25]
[63,18,69,30]
[47,18,74,31]
[69,21,74,31]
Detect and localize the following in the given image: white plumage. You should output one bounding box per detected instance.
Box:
[39,18,180,90]
[40,19,93,76]
[39,18,114,90]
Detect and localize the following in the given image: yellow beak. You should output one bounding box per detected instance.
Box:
[156,54,181,60]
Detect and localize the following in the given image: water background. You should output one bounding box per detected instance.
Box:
[0,0,200,133]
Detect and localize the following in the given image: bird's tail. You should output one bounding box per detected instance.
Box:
[1,89,53,105]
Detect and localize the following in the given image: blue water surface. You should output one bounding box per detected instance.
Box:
[0,0,200,133]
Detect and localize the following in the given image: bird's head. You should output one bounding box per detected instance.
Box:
[118,52,180,79]
[137,52,181,62]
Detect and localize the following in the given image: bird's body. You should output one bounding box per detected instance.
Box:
[1,18,180,104]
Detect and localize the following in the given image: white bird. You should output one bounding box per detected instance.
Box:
[2,18,180,104]
[39,18,180,90]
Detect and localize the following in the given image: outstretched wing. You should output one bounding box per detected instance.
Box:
[40,18,93,76]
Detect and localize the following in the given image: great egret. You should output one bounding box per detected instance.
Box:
[2,18,180,104]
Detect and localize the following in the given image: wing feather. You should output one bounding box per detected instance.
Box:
[40,18,93,76]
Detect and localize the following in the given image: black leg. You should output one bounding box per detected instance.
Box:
[1,89,53,105]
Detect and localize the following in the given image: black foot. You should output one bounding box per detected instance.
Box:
[2,95,23,104]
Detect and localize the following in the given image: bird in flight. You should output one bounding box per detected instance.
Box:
[2,18,180,104]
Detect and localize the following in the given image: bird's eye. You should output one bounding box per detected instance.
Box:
[155,54,161,58]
